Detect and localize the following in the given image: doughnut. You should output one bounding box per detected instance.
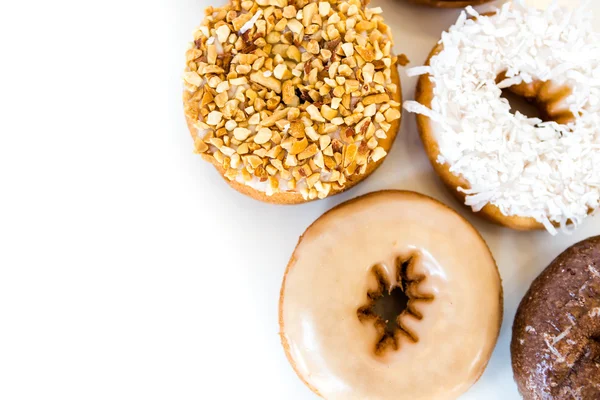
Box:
[511,236,600,400]
[183,0,404,204]
[407,0,492,8]
[403,3,600,234]
[279,190,502,399]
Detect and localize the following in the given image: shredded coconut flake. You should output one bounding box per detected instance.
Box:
[406,66,432,77]
[544,335,565,363]
[239,9,263,34]
[402,100,443,123]
[551,325,571,345]
[404,1,600,234]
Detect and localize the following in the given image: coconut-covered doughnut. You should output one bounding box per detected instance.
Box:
[279,190,502,399]
[404,3,600,234]
[183,0,403,204]
[511,236,600,400]
[407,0,493,8]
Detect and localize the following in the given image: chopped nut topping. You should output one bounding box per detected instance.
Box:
[298,143,318,160]
[183,0,402,200]
[288,138,309,155]
[250,72,282,93]
[233,127,252,141]
[371,146,387,162]
[206,110,223,126]
[215,24,231,43]
[306,104,325,122]
[184,71,202,87]
[254,128,273,144]
[194,139,209,153]
[384,108,401,122]
[319,135,331,150]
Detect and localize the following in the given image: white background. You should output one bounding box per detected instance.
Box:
[1,0,598,399]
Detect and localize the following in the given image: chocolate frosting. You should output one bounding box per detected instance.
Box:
[512,236,600,399]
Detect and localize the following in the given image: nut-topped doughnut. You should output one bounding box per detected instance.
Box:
[183,0,404,203]
[404,3,600,233]
[512,236,600,400]
[279,190,502,399]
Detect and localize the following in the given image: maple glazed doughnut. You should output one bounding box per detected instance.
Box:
[511,236,600,400]
[183,0,403,204]
[404,3,600,234]
[279,191,502,400]
[407,0,492,9]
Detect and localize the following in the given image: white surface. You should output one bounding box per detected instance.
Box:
[0,0,598,399]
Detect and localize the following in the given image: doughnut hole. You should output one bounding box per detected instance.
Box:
[562,327,600,394]
[585,278,600,362]
[553,271,600,396]
[356,255,434,356]
[373,285,409,336]
[589,307,600,363]
[591,334,600,361]
[569,274,600,372]
[497,72,575,124]
[500,89,545,120]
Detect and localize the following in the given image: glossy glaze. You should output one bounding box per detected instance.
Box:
[280,191,502,400]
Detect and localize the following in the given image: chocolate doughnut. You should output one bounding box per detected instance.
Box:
[512,236,600,399]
